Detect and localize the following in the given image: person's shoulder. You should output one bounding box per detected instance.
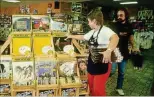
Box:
[102,26,111,31]
[125,21,132,25]
[85,29,94,35]
[103,25,112,29]
[102,26,116,34]
[125,21,133,28]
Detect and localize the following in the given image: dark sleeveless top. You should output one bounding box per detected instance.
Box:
[87,26,108,75]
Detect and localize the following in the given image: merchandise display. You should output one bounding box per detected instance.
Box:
[80,79,89,95]
[134,30,154,49]
[52,36,76,58]
[39,89,55,96]
[61,88,76,96]
[12,15,31,32]
[35,58,57,85]
[0,56,12,79]
[31,15,50,32]
[33,33,54,56]
[11,33,32,56]
[132,8,154,50]
[63,45,75,56]
[58,58,82,96]
[50,18,67,32]
[0,55,12,96]
[11,57,35,96]
[72,3,82,13]
[13,90,35,96]
[0,14,86,96]
[12,57,34,86]
[68,24,83,34]
[16,91,33,97]
[1,0,154,96]
[0,84,11,95]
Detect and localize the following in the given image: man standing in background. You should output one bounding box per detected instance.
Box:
[110,8,136,96]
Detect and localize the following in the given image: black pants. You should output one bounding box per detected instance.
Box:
[131,52,144,68]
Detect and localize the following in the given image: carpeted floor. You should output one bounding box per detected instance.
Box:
[106,44,154,96]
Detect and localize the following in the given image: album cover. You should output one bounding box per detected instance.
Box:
[33,33,53,55]
[58,60,76,77]
[35,60,57,85]
[12,61,34,86]
[0,84,11,94]
[31,15,50,32]
[68,24,83,33]
[12,15,31,32]
[50,18,67,32]
[12,33,32,56]
[72,3,82,13]
[0,56,11,79]
[53,37,71,52]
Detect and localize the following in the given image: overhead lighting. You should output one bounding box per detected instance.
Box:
[120,1,138,4]
[2,0,20,3]
[113,0,122,1]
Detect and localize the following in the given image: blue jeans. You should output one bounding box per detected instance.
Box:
[111,60,127,89]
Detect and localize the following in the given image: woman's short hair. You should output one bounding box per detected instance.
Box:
[88,7,104,26]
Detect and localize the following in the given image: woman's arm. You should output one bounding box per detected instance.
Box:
[107,34,119,51]
[100,34,119,63]
[66,35,85,40]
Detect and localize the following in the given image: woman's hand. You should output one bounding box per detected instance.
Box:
[99,50,112,63]
[65,35,72,40]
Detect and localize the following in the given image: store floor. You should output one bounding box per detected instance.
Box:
[106,46,154,96]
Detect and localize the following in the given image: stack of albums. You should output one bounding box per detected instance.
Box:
[16,91,33,97]
[39,89,55,96]
[0,84,11,95]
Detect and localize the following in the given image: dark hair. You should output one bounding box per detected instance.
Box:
[117,7,129,21]
[88,7,104,26]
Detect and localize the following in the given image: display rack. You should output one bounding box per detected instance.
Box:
[72,39,87,54]
[0,14,89,96]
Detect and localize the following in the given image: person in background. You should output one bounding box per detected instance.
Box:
[66,7,119,96]
[110,8,137,96]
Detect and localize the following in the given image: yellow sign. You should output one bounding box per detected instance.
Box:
[12,33,32,56]
[33,33,54,55]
